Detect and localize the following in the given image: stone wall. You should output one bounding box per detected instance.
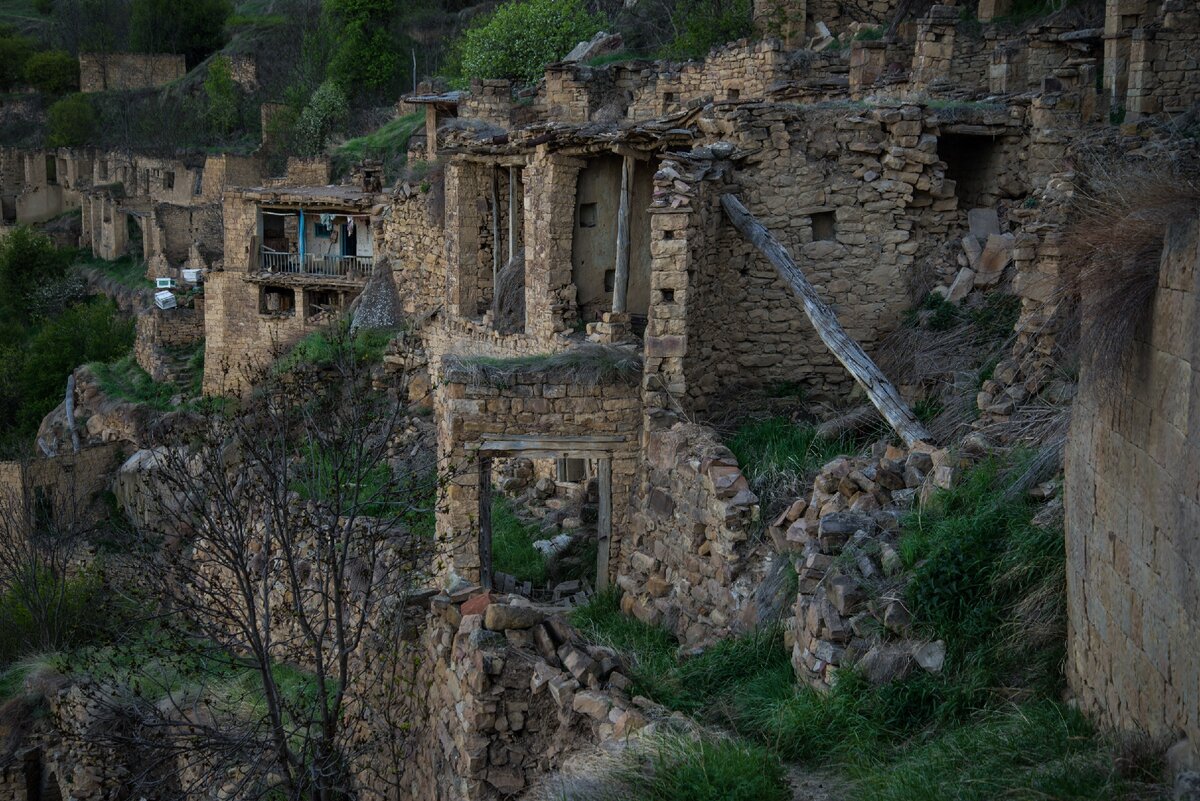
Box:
[78,52,186,92]
[1125,4,1200,120]
[389,587,650,800]
[383,183,447,318]
[134,306,205,382]
[433,364,641,583]
[618,422,763,645]
[1065,210,1200,763]
[644,103,963,413]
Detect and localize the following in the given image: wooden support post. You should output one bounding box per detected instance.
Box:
[596,457,611,591]
[612,155,633,313]
[508,166,517,262]
[491,169,500,316]
[479,457,493,590]
[721,194,933,448]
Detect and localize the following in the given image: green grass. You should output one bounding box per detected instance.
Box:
[491,496,548,585]
[625,735,790,801]
[274,327,395,374]
[570,459,1163,800]
[443,344,643,388]
[333,112,424,181]
[726,418,853,484]
[90,354,178,410]
[74,254,154,291]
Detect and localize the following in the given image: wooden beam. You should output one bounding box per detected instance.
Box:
[508,166,517,263]
[721,194,933,448]
[612,155,633,313]
[479,457,493,590]
[491,168,500,317]
[596,457,611,591]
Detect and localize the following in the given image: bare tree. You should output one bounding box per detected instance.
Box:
[0,460,101,659]
[80,326,448,800]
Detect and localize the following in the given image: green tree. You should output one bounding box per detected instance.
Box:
[663,0,753,60]
[19,297,134,432]
[129,0,232,67]
[454,0,604,85]
[24,50,80,95]
[0,28,35,92]
[324,0,405,94]
[204,54,239,135]
[47,93,96,147]
[0,227,71,325]
[294,79,348,156]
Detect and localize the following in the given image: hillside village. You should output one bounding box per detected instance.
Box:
[0,0,1198,799]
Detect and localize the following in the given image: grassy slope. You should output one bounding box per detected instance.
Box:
[570,459,1165,801]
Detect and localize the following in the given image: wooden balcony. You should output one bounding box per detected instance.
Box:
[260,251,373,281]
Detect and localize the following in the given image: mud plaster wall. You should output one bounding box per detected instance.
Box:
[147,203,223,266]
[571,155,652,322]
[1065,212,1200,762]
[433,372,641,582]
[676,104,960,412]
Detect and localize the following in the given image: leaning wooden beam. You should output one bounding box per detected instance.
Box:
[612,155,633,313]
[720,194,933,448]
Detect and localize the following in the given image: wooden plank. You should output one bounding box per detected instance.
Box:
[508,166,517,263]
[612,155,633,314]
[491,169,500,316]
[479,457,493,590]
[721,193,933,448]
[596,457,611,592]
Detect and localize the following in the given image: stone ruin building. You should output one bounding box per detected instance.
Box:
[2,0,1200,798]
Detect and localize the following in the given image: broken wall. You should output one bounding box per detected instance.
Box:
[1065,210,1200,763]
[78,52,186,92]
[433,366,641,583]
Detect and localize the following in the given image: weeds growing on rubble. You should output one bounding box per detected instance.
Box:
[571,459,1165,800]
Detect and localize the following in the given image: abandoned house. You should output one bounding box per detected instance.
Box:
[202,183,383,394]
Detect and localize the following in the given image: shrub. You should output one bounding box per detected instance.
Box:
[204,55,239,135]
[454,0,605,84]
[0,31,35,92]
[24,50,79,95]
[325,0,405,94]
[47,93,96,147]
[0,227,71,323]
[295,79,349,156]
[662,0,753,60]
[0,569,119,664]
[130,0,233,67]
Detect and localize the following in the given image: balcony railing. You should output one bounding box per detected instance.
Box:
[260,251,373,280]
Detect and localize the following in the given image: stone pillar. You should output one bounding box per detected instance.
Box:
[911,6,958,92]
[522,149,583,343]
[1125,28,1158,120]
[444,159,491,319]
[753,0,805,48]
[849,41,889,99]
[989,44,1023,94]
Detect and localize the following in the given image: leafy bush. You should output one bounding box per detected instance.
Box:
[662,0,752,60]
[0,28,34,92]
[47,93,96,147]
[325,0,405,94]
[295,79,349,156]
[454,0,605,84]
[204,55,239,135]
[0,569,120,665]
[24,50,79,95]
[0,227,71,324]
[130,0,233,67]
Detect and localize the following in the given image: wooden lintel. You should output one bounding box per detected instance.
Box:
[613,145,653,161]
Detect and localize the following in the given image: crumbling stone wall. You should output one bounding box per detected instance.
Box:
[647,103,962,412]
[199,154,264,201]
[78,52,186,92]
[1065,210,1200,763]
[383,183,448,318]
[135,306,204,383]
[619,422,762,645]
[1125,4,1200,120]
[388,588,649,800]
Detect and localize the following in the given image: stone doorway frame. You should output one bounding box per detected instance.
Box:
[471,433,626,593]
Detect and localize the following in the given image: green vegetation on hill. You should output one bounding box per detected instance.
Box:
[571,459,1163,800]
[0,229,135,454]
[333,111,424,181]
[451,0,605,84]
